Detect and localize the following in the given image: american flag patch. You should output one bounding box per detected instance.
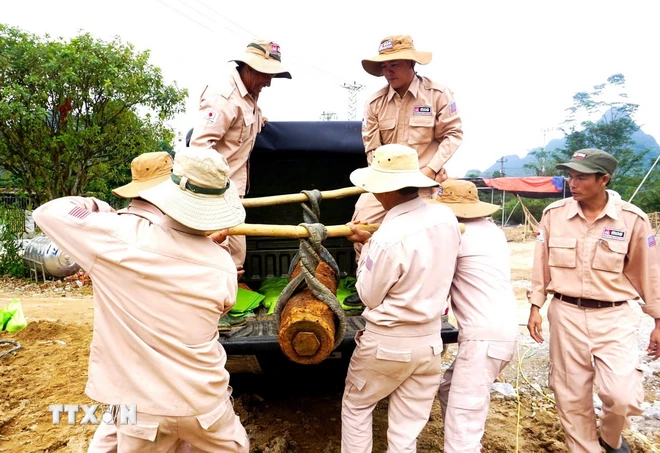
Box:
[68,206,90,219]
[365,255,374,271]
[449,102,457,115]
[649,234,657,248]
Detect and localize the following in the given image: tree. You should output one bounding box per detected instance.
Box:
[0,25,187,205]
[523,148,556,176]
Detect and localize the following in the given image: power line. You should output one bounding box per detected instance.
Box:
[154,0,216,33]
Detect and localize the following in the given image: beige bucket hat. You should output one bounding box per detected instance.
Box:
[349,144,437,193]
[112,151,173,199]
[362,35,432,77]
[231,39,292,79]
[428,179,500,219]
[139,147,246,231]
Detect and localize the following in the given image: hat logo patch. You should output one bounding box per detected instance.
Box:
[573,152,587,160]
[413,105,432,116]
[379,39,393,52]
[270,43,281,58]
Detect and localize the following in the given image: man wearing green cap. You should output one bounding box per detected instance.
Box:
[527,148,660,453]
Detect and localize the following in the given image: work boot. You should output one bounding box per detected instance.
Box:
[599,436,630,453]
[344,293,364,307]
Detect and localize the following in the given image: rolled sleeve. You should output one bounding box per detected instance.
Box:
[530,214,551,308]
[625,217,660,318]
[356,241,400,310]
[426,89,463,172]
[32,197,115,272]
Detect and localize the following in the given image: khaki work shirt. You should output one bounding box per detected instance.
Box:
[357,198,461,334]
[530,196,660,318]
[451,218,519,342]
[33,198,238,416]
[190,68,263,196]
[362,75,463,172]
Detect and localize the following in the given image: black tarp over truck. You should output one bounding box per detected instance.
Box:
[191,121,459,368]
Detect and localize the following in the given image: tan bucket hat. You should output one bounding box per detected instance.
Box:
[428,179,500,219]
[349,144,437,193]
[230,39,292,79]
[139,147,246,231]
[112,151,173,199]
[362,35,432,77]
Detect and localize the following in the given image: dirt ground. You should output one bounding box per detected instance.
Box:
[1,234,659,452]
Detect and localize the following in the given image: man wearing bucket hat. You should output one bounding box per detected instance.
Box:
[189,39,291,268]
[429,179,518,453]
[527,148,660,453]
[350,35,463,262]
[340,144,462,452]
[34,147,250,452]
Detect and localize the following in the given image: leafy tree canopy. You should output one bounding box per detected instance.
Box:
[0,24,187,205]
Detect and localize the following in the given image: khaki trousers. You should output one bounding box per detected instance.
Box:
[351,189,435,261]
[438,340,516,453]
[341,329,444,453]
[89,400,248,453]
[548,298,643,453]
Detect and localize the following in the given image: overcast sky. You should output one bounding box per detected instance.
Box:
[3,0,659,176]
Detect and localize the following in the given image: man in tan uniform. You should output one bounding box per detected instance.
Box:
[431,180,518,453]
[189,39,291,267]
[341,144,462,452]
[351,35,463,258]
[35,148,249,452]
[527,148,660,453]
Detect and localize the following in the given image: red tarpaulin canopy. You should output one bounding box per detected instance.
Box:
[476,176,569,199]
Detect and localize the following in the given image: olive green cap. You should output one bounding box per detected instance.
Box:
[555,148,618,175]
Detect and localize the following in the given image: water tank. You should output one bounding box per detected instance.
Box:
[22,235,80,279]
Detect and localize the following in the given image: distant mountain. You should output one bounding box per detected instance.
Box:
[469,111,659,178]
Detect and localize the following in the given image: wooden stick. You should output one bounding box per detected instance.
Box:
[242,186,366,208]
[227,223,379,238]
[225,222,465,237]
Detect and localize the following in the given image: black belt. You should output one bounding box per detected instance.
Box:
[555,293,626,309]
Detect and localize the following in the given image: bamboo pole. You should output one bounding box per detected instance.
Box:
[225,222,465,237]
[241,186,366,208]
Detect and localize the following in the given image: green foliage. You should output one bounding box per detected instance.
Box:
[0,24,188,205]
[0,204,27,278]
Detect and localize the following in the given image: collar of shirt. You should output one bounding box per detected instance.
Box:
[566,195,619,221]
[382,196,426,222]
[123,199,207,236]
[230,67,251,100]
[386,74,421,102]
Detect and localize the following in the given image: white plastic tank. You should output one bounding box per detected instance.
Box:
[22,235,80,278]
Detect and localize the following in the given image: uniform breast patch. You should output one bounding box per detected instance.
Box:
[602,228,626,240]
[413,105,432,116]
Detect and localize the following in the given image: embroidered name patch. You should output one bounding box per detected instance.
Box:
[449,102,457,115]
[68,206,90,220]
[536,230,545,243]
[365,255,374,271]
[573,151,587,160]
[205,110,218,124]
[649,234,658,248]
[413,105,432,116]
[602,228,626,241]
[379,39,393,52]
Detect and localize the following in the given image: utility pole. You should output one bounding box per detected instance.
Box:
[340,81,364,120]
[497,157,507,178]
[541,127,552,174]
[319,111,337,121]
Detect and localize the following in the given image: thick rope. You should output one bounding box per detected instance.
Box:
[273,191,346,350]
[0,340,21,359]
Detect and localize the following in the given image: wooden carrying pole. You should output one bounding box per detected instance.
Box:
[226,222,465,237]
[242,186,366,208]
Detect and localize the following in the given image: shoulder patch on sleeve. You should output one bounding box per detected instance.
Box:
[543,198,567,213]
[621,202,648,220]
[368,86,389,104]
